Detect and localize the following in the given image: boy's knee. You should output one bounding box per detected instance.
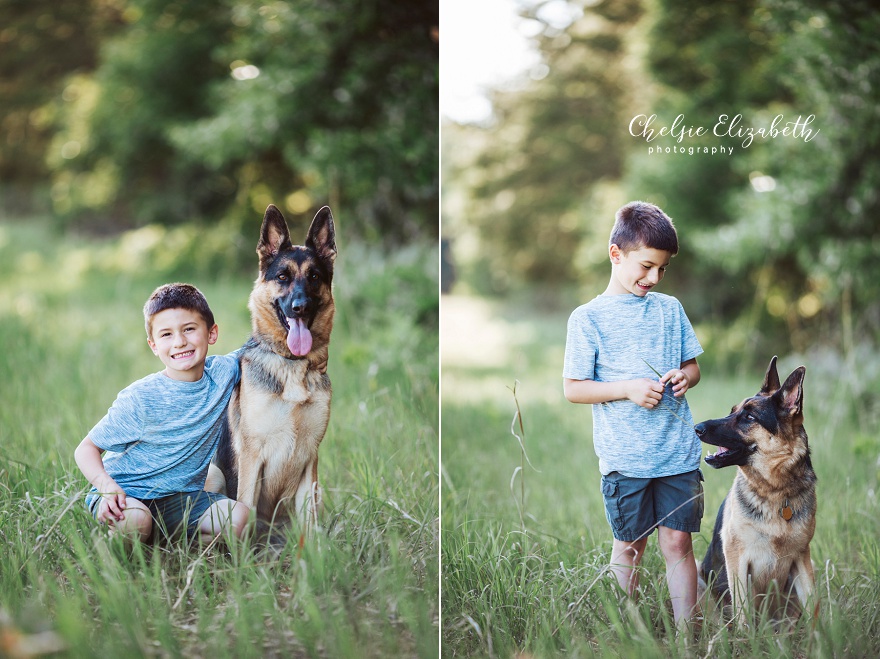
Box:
[199,499,249,540]
[612,537,648,561]
[659,527,693,558]
[112,506,152,542]
[230,501,250,538]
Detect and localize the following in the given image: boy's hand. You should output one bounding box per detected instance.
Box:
[626,378,666,409]
[660,369,690,397]
[95,477,127,524]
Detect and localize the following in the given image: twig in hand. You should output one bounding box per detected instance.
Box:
[641,358,696,429]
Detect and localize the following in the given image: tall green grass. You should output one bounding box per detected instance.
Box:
[441,294,880,657]
[0,217,438,657]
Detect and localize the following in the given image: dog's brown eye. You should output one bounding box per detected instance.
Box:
[309,272,319,280]
[277,273,288,282]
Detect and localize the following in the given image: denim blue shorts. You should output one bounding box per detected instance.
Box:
[87,490,232,541]
[600,469,704,542]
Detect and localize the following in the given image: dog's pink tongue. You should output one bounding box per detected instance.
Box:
[286,318,313,356]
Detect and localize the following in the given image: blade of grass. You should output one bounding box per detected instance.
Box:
[641,358,696,429]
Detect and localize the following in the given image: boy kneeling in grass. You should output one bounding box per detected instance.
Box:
[563,202,704,628]
[75,283,249,545]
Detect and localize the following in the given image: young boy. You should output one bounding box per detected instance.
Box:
[74,283,249,545]
[563,201,704,626]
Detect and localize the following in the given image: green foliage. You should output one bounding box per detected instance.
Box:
[0,0,122,208]
[7,0,437,241]
[51,0,232,226]
[0,216,438,656]
[647,0,785,110]
[641,0,880,356]
[454,0,643,290]
[447,0,880,361]
[166,0,438,242]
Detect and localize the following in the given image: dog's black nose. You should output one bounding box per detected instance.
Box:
[286,291,309,316]
[694,423,705,437]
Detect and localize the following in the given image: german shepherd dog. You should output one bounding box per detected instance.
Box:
[695,357,816,622]
[206,204,336,530]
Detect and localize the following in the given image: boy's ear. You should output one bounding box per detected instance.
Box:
[609,244,622,264]
[208,324,219,345]
[147,336,158,355]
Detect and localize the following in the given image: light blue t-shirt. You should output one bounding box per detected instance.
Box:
[85,354,240,505]
[563,292,703,478]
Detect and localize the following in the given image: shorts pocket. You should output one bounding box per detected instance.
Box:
[695,469,705,521]
[601,474,624,534]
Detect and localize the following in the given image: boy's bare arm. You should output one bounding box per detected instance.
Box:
[74,436,127,522]
[564,377,665,409]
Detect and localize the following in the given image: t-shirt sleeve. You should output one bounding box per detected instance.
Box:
[563,308,597,380]
[211,351,243,385]
[88,387,144,452]
[678,301,704,363]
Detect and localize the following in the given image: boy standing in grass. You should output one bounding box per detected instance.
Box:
[563,201,704,627]
[75,283,249,545]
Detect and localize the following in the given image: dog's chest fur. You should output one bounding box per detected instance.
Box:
[235,349,331,506]
[724,471,815,583]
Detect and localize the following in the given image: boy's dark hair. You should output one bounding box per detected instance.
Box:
[144,283,215,338]
[610,201,679,255]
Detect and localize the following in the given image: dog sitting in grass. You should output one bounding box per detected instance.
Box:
[696,356,817,623]
[206,205,336,532]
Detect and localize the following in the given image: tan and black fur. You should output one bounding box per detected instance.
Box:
[206,204,336,530]
[696,357,816,622]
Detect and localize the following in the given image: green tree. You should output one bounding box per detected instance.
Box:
[637,0,880,354]
[0,0,122,210]
[460,0,644,292]
[452,0,879,358]
[47,0,438,241]
[169,0,438,242]
[625,0,788,326]
[48,0,231,227]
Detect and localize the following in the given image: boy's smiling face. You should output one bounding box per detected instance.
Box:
[147,308,218,381]
[606,244,673,297]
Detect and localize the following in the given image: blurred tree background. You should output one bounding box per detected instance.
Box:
[1,0,438,247]
[443,0,879,367]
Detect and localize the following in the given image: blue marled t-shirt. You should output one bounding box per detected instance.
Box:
[563,292,703,478]
[84,354,240,507]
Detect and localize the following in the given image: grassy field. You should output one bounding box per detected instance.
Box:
[0,216,439,657]
[441,293,880,657]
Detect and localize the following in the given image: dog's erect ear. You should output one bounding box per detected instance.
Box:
[306,206,337,265]
[257,205,292,271]
[759,355,781,396]
[773,366,806,418]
